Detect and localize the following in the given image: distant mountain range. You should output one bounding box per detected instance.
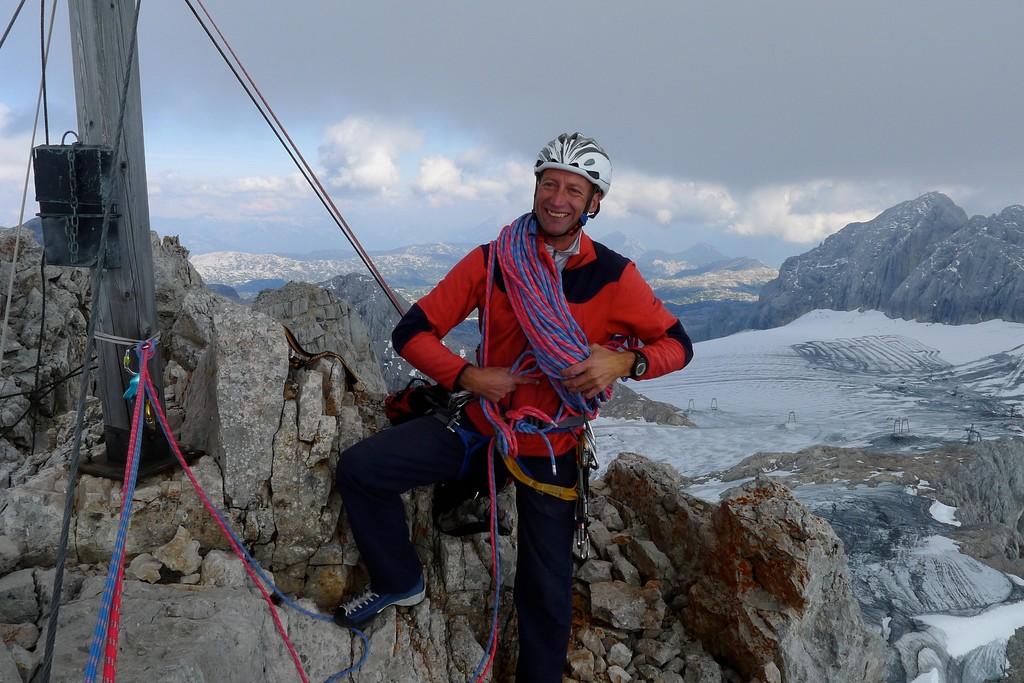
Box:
[188,191,1024,351]
[189,236,778,344]
[750,192,1024,329]
[27,191,1021,357]
[189,242,470,297]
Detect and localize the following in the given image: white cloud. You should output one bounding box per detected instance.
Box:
[412,156,469,199]
[148,169,309,221]
[411,155,531,207]
[0,104,35,225]
[730,181,887,243]
[318,116,423,197]
[601,170,740,226]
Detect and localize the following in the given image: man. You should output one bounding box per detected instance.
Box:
[335,132,692,682]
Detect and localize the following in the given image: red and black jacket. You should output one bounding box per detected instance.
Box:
[393,232,693,457]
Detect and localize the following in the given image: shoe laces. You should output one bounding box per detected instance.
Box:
[342,587,379,615]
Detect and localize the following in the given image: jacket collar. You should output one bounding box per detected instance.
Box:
[563,231,597,269]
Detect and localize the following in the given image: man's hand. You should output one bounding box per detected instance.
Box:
[459,365,539,403]
[560,344,634,399]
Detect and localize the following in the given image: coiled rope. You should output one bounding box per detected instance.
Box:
[480,212,615,467]
[470,211,622,680]
[84,339,368,682]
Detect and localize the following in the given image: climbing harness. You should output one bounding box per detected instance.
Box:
[384,377,452,426]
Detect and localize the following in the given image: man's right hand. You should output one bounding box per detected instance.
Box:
[458,365,539,403]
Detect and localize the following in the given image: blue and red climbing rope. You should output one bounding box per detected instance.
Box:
[82,342,147,683]
[83,339,367,682]
[480,211,623,466]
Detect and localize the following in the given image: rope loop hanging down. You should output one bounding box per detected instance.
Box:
[79,338,370,682]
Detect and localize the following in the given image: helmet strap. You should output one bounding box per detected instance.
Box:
[587,186,601,219]
[582,185,601,222]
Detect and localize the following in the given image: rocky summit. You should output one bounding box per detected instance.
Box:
[9,220,1024,682]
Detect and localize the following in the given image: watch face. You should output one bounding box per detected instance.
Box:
[632,353,648,378]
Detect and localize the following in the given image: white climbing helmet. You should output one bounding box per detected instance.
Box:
[534,132,612,196]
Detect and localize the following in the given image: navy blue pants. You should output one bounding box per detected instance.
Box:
[336,414,577,683]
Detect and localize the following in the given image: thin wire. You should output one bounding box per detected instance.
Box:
[470,446,501,681]
[31,0,51,455]
[0,0,28,51]
[0,365,85,443]
[28,253,47,456]
[0,0,57,379]
[182,0,406,317]
[39,0,49,142]
[0,363,84,401]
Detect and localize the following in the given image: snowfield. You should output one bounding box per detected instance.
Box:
[597,309,1024,477]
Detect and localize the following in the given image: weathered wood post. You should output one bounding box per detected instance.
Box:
[67,0,167,472]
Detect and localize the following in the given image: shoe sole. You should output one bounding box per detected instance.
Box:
[394,588,426,607]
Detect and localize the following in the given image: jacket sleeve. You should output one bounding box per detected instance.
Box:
[612,262,693,379]
[391,246,486,390]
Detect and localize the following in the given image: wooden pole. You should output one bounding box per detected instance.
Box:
[67,0,166,469]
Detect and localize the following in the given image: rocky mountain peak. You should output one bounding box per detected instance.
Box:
[595,230,647,261]
[749,193,1024,329]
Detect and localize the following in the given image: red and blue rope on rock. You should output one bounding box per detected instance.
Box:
[83,340,366,683]
[82,342,148,683]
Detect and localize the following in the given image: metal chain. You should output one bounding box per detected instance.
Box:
[64,146,80,264]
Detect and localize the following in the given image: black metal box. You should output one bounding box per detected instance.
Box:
[33,144,120,267]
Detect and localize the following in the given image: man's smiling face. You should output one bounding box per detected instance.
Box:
[533,168,601,242]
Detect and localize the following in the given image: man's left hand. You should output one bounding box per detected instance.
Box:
[560,344,634,399]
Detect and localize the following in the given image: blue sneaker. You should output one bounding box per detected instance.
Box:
[333,576,426,628]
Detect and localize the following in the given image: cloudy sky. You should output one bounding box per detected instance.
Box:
[2,1,1022,266]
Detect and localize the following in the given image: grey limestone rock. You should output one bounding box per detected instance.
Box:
[749,194,1024,330]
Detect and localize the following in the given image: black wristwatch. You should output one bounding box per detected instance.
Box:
[629,350,649,379]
